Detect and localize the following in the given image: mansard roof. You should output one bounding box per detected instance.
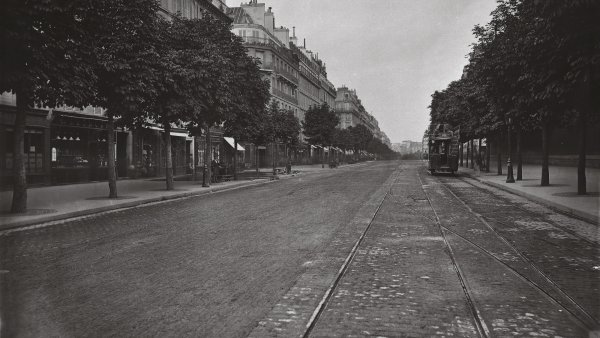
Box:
[227,7,254,24]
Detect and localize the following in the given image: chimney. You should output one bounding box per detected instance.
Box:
[303,38,306,48]
[293,26,296,37]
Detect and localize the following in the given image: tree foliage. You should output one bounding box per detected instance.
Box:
[302,103,340,146]
[87,0,163,197]
[266,101,301,148]
[428,0,600,190]
[430,0,599,133]
[1,0,98,212]
[0,0,97,107]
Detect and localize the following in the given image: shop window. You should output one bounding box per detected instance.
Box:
[3,128,45,174]
[51,128,109,176]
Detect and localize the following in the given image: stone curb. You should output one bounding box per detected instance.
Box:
[0,179,273,232]
[464,173,599,226]
[0,162,372,232]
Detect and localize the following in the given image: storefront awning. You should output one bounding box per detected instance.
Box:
[170,131,190,138]
[224,137,245,151]
[148,126,192,140]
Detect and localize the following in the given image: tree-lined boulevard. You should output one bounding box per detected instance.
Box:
[1,0,599,336]
[1,161,598,337]
[1,0,396,213]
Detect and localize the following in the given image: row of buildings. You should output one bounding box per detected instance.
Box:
[392,141,423,155]
[0,0,391,187]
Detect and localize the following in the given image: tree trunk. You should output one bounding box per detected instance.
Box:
[516,129,522,181]
[255,144,259,178]
[466,141,469,168]
[459,143,463,167]
[11,91,28,213]
[164,122,174,190]
[497,134,503,175]
[204,125,211,187]
[233,139,238,181]
[478,138,482,169]
[321,147,324,168]
[485,136,491,173]
[577,112,586,194]
[469,139,474,169]
[507,125,512,163]
[107,115,118,198]
[541,121,549,186]
[272,141,276,175]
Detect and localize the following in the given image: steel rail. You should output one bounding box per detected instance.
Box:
[301,170,397,338]
[417,172,491,338]
[438,176,599,331]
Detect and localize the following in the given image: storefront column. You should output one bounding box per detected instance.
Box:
[126,131,133,168]
[43,127,52,184]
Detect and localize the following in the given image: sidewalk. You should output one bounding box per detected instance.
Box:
[460,164,599,225]
[0,162,357,232]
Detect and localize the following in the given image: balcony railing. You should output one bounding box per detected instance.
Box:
[301,69,320,86]
[241,36,280,48]
[258,62,298,85]
[276,66,299,85]
[272,88,298,105]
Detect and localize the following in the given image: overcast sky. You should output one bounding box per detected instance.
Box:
[247,0,497,143]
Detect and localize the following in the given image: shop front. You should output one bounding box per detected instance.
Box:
[131,125,193,178]
[50,112,128,184]
[193,129,223,181]
[0,106,52,187]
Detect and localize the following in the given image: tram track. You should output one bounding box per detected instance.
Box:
[301,170,397,338]
[418,172,491,338]
[451,176,598,246]
[422,170,599,333]
[291,163,596,337]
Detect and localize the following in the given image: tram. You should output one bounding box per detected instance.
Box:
[427,123,459,175]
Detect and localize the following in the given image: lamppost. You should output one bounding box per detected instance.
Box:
[506,118,515,183]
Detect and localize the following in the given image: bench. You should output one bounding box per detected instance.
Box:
[216,175,233,182]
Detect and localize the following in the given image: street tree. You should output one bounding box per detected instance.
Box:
[150,13,264,189]
[222,55,271,180]
[179,13,269,186]
[87,0,163,198]
[1,0,97,212]
[265,101,301,173]
[332,128,353,161]
[521,1,600,192]
[302,103,340,167]
[349,124,374,160]
[144,16,200,191]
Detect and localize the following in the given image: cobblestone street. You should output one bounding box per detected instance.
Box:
[1,161,598,337]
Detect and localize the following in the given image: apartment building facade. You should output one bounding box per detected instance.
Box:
[228,1,340,165]
[0,0,231,186]
[334,86,391,146]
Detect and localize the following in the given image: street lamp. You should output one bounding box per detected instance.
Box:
[506,118,515,183]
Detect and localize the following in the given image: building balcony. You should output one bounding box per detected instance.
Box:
[301,69,320,87]
[272,88,298,105]
[241,36,280,49]
[261,62,299,86]
[276,67,299,86]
